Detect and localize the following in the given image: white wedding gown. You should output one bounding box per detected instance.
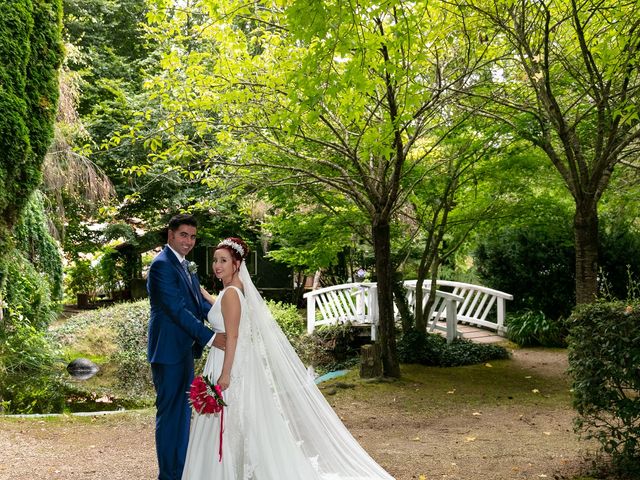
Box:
[182,266,394,480]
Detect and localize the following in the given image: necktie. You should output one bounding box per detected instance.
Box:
[181,260,192,285]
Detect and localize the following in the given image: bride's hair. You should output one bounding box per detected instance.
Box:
[215,237,249,262]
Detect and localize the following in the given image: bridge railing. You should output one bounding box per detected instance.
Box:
[402,285,464,342]
[303,283,378,339]
[303,280,513,341]
[404,280,513,334]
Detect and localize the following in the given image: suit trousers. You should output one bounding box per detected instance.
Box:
[151,360,195,480]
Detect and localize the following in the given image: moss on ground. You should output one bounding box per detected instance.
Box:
[319,353,572,418]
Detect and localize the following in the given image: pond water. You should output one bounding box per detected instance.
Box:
[314,369,349,384]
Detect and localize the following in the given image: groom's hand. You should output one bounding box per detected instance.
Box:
[212,333,227,351]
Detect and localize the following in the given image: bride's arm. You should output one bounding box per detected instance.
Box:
[217,289,241,391]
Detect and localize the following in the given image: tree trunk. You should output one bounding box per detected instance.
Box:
[422,256,442,331]
[372,220,401,378]
[414,272,426,332]
[392,277,413,333]
[360,343,382,378]
[574,202,599,304]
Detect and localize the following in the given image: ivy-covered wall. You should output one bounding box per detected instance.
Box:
[0,1,63,412]
[14,191,64,300]
[0,0,63,306]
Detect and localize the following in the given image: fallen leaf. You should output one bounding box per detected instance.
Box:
[484,363,492,367]
[413,437,421,441]
[419,476,427,480]
[543,432,551,435]
[531,389,540,394]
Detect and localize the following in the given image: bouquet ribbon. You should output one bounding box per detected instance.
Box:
[218,408,224,462]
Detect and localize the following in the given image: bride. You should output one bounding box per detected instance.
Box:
[181,237,394,480]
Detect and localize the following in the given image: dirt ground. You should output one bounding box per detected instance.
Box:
[0,348,595,480]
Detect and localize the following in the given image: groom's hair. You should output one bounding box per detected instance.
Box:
[168,213,198,231]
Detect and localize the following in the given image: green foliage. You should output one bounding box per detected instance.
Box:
[474,224,575,320]
[599,220,640,301]
[52,300,153,397]
[14,191,64,300]
[567,301,640,474]
[52,299,304,399]
[397,329,447,365]
[475,217,640,322]
[0,2,63,368]
[0,306,65,414]
[291,324,361,374]
[438,338,510,367]
[0,0,63,232]
[3,248,59,330]
[110,301,152,396]
[66,259,99,297]
[397,329,509,367]
[263,207,358,275]
[96,247,127,296]
[506,310,567,347]
[267,300,305,340]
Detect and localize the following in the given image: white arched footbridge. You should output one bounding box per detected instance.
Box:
[303,280,513,343]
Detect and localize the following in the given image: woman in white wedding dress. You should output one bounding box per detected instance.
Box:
[181,237,394,480]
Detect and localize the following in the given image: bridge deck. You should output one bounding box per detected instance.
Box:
[432,322,507,344]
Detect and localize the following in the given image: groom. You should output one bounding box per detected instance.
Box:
[147,213,225,480]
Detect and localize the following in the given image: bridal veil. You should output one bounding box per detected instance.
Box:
[235,262,394,479]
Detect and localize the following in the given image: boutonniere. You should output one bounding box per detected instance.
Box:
[188,261,198,274]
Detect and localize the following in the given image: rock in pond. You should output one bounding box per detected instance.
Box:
[67,358,99,380]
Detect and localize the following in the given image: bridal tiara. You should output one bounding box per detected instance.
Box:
[218,239,245,257]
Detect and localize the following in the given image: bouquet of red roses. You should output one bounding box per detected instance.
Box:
[188,375,227,461]
[189,375,227,415]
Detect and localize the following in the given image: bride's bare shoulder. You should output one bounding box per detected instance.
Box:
[221,284,244,303]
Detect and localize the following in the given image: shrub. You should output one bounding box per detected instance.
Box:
[599,220,640,301]
[53,299,306,398]
[474,225,575,320]
[438,338,510,367]
[4,248,59,330]
[397,329,510,367]
[50,300,154,399]
[397,329,446,365]
[506,310,567,347]
[0,307,66,414]
[267,299,305,340]
[111,301,152,396]
[13,191,64,300]
[0,247,63,413]
[292,323,361,374]
[567,301,640,475]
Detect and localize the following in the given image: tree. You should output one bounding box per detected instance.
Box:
[140,0,481,377]
[461,0,640,304]
[0,0,64,322]
[404,121,506,331]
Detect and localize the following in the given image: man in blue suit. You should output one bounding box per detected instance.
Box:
[147,213,226,480]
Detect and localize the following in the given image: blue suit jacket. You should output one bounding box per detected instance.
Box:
[147,246,213,364]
